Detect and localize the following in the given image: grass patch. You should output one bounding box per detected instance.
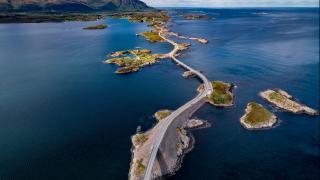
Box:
[268,91,300,109]
[244,102,273,125]
[106,57,135,66]
[209,81,233,105]
[155,110,172,120]
[133,134,148,145]
[134,158,146,176]
[139,31,164,43]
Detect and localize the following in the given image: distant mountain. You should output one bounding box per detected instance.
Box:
[0,0,152,12]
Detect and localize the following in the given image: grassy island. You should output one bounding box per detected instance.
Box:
[154,109,172,121]
[260,89,319,115]
[105,49,165,74]
[138,31,165,43]
[83,24,108,30]
[198,81,234,107]
[184,14,212,20]
[240,102,277,129]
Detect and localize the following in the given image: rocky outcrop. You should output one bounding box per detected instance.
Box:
[260,89,319,116]
[0,0,151,12]
[182,71,195,78]
[185,119,209,129]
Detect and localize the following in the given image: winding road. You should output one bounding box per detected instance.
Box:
[141,29,213,180]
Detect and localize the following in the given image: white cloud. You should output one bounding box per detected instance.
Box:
[142,0,319,7]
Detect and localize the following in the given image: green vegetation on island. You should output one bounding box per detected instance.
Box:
[83,24,108,30]
[154,109,172,121]
[199,81,234,107]
[105,49,165,74]
[133,158,146,176]
[132,133,148,146]
[138,31,165,42]
[260,89,319,115]
[240,102,277,129]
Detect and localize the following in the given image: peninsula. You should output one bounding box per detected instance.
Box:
[240,102,278,129]
[260,89,319,115]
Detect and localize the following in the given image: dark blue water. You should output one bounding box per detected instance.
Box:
[0,8,319,180]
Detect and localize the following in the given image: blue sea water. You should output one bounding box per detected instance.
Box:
[0,8,319,180]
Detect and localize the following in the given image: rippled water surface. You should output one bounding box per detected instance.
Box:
[0,8,319,180]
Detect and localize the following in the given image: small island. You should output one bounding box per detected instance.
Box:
[83,24,108,30]
[260,89,319,115]
[138,31,165,43]
[240,102,278,129]
[184,14,212,20]
[104,49,166,74]
[198,81,234,107]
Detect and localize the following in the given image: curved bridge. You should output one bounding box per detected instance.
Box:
[142,30,213,180]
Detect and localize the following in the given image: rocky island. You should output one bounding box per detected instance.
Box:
[184,14,212,20]
[240,102,278,129]
[83,24,107,30]
[198,81,234,107]
[260,89,319,115]
[104,49,167,74]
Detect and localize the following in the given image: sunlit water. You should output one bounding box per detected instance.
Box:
[0,8,319,180]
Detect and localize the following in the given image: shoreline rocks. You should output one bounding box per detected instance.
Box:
[185,119,210,129]
[182,71,195,78]
[260,89,319,116]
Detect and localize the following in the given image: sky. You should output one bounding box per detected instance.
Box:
[142,0,319,7]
